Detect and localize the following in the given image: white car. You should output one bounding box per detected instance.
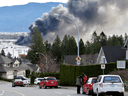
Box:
[17,76,30,85]
[34,78,44,84]
[92,75,124,96]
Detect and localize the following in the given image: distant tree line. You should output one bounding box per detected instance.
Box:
[27,28,127,64]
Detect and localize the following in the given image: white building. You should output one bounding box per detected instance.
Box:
[0,39,30,58]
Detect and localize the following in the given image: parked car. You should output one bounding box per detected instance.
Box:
[17,76,30,85]
[92,75,124,96]
[12,78,24,87]
[34,78,44,84]
[82,77,97,95]
[39,77,58,89]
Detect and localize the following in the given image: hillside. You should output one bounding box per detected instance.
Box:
[0,2,65,32]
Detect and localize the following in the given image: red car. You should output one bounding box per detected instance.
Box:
[39,77,58,89]
[82,77,97,95]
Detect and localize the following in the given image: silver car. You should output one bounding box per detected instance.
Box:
[17,76,30,85]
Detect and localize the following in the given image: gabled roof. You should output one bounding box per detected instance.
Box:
[102,46,125,63]
[0,55,12,64]
[27,64,38,71]
[20,63,38,72]
[0,64,6,73]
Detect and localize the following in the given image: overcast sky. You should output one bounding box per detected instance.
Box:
[0,0,68,7]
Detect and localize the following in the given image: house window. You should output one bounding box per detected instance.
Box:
[15,64,18,67]
[0,73,2,76]
[103,58,105,63]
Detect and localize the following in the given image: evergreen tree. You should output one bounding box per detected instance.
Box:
[79,38,85,55]
[100,31,107,46]
[106,36,113,46]
[44,40,51,53]
[85,41,91,54]
[66,36,77,55]
[51,35,61,62]
[91,41,101,54]
[92,31,97,43]
[111,35,118,46]
[27,28,45,64]
[1,49,5,56]
[61,34,69,59]
[118,35,124,46]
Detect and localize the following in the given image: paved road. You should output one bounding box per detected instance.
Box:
[0,81,128,96]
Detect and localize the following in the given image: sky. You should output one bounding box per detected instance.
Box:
[1,0,128,44]
[0,0,68,7]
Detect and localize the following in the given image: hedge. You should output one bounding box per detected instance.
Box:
[60,61,128,86]
[0,76,12,82]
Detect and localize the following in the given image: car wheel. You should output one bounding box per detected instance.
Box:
[118,93,124,96]
[39,84,42,89]
[50,87,52,89]
[86,88,90,95]
[12,84,15,87]
[96,89,100,96]
[96,90,103,96]
[44,84,47,89]
[92,89,96,96]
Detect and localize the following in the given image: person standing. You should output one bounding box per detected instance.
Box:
[82,73,87,84]
[76,76,82,94]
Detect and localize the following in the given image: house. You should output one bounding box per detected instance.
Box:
[0,55,26,79]
[96,46,126,64]
[63,54,98,65]
[124,37,128,60]
[0,55,12,67]
[20,63,39,73]
[11,59,20,67]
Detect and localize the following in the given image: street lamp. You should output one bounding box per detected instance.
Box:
[54,14,80,65]
[36,52,48,70]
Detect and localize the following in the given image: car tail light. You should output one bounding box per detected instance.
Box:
[99,83,103,87]
[117,83,124,87]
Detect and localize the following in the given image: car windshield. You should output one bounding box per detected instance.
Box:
[47,78,56,80]
[92,79,97,83]
[103,76,121,83]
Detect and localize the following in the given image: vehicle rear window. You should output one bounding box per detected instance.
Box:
[103,76,121,83]
[38,79,43,81]
[47,78,56,80]
[92,79,97,83]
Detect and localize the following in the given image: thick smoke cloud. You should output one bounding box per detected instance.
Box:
[16,0,128,45]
